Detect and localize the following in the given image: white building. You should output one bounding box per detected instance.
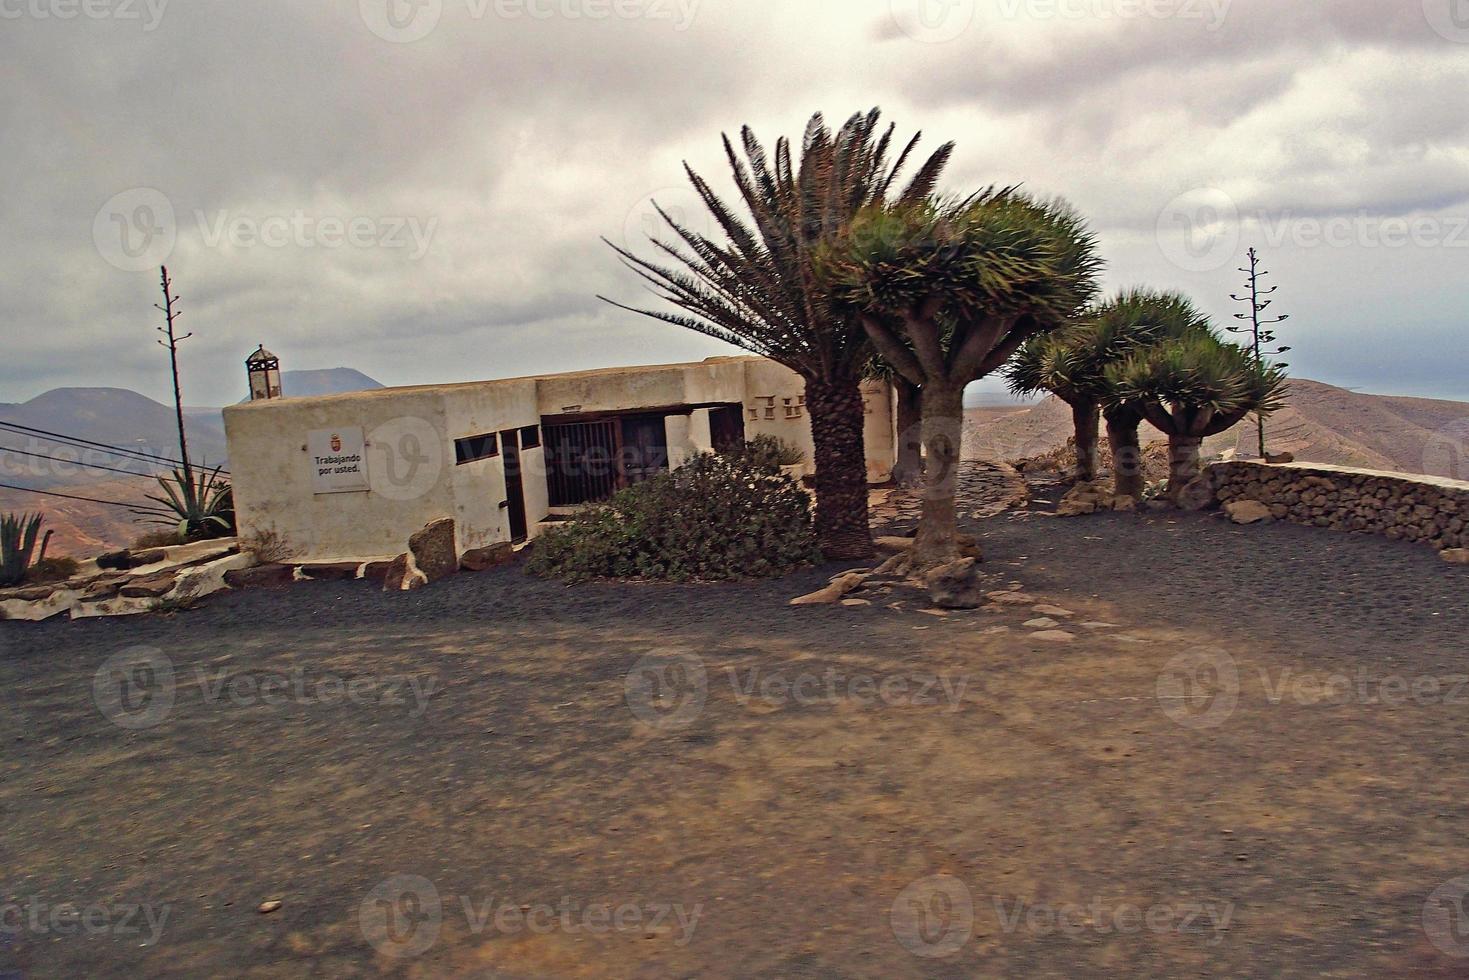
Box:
[223,356,897,563]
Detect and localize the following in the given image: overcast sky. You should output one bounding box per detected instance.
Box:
[3,0,1467,406]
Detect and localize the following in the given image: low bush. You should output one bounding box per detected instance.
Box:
[528,447,820,583]
[132,528,184,550]
[26,556,79,584]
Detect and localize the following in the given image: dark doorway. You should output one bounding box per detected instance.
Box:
[500,429,528,543]
[619,414,669,486]
[709,404,746,454]
[545,420,619,506]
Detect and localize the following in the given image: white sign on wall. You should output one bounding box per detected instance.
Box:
[308,427,370,494]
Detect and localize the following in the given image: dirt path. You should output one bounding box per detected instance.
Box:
[3,469,1468,977]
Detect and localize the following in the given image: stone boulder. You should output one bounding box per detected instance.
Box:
[119,573,179,598]
[382,553,428,592]
[1441,549,1469,565]
[224,564,296,590]
[925,557,986,610]
[1224,499,1274,525]
[1056,481,1112,517]
[408,519,458,584]
[1175,477,1217,512]
[461,543,515,572]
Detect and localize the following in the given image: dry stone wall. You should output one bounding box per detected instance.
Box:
[1210,461,1469,552]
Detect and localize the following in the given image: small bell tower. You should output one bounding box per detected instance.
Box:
[246,345,282,401]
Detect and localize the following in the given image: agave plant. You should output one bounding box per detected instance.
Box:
[1,512,52,587]
[132,465,236,540]
[1109,333,1289,505]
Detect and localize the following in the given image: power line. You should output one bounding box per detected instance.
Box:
[0,445,164,480]
[0,481,143,510]
[0,420,229,476]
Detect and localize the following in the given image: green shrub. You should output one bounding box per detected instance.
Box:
[738,434,805,469]
[529,449,820,583]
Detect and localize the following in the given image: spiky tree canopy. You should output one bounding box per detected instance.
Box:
[599,109,953,381]
[1007,288,1212,405]
[823,189,1102,387]
[1108,333,1290,438]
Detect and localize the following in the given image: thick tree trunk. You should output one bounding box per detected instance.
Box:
[1070,400,1100,483]
[1166,436,1204,503]
[805,377,875,561]
[1107,415,1145,499]
[892,378,924,486]
[911,382,965,567]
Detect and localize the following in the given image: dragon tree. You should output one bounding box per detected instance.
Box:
[823,189,1101,565]
[1109,332,1289,505]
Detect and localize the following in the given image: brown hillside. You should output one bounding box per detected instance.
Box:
[965,379,1469,480]
[0,478,159,559]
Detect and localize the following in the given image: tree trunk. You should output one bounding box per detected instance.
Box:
[1070,400,1100,483]
[911,382,965,566]
[804,377,875,561]
[892,378,924,486]
[1166,435,1203,503]
[1107,415,1145,499]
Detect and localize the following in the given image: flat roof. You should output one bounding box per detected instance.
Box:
[225,355,762,412]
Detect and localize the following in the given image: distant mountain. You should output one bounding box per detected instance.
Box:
[0,387,230,491]
[965,378,1469,479]
[239,368,384,402]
